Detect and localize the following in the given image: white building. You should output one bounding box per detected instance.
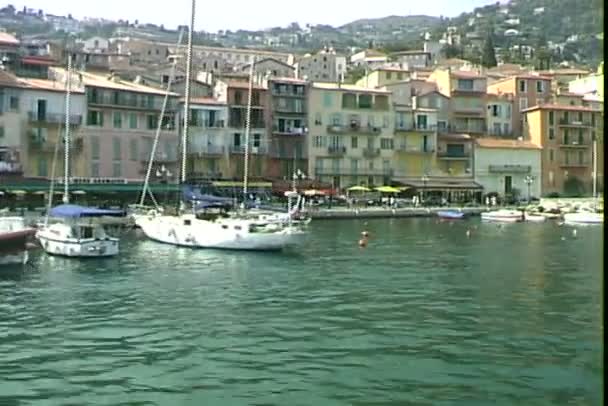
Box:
[79,36,110,53]
[474,138,542,198]
[294,48,347,82]
[486,95,514,137]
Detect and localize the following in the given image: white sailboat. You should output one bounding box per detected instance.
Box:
[138,0,305,250]
[36,54,121,258]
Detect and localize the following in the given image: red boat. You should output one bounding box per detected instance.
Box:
[0,217,37,265]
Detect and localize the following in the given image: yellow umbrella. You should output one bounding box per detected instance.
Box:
[399,186,411,191]
[10,190,27,195]
[347,185,371,192]
[375,186,401,193]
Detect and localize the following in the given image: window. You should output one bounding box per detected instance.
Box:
[380,138,393,149]
[253,134,261,147]
[416,115,428,129]
[351,137,358,149]
[563,129,569,144]
[37,157,47,177]
[0,126,4,138]
[129,113,138,129]
[397,73,403,80]
[457,79,474,90]
[147,115,158,130]
[548,111,554,125]
[386,72,392,80]
[549,149,554,161]
[493,123,501,135]
[113,112,122,128]
[578,129,584,144]
[91,137,100,160]
[519,98,528,111]
[331,113,342,126]
[9,96,18,111]
[383,115,389,128]
[506,104,511,119]
[358,94,372,108]
[591,113,596,126]
[536,80,544,93]
[112,162,122,178]
[91,162,100,177]
[350,158,359,173]
[578,150,585,164]
[519,80,527,93]
[130,139,138,161]
[87,110,103,126]
[503,123,509,135]
[233,133,241,147]
[314,113,322,125]
[113,137,121,160]
[323,92,332,108]
[549,128,554,140]
[563,111,569,122]
[491,104,502,117]
[313,136,325,148]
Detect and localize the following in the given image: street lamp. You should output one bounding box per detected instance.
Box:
[156,164,173,205]
[523,175,534,203]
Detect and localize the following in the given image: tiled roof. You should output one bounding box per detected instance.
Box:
[476,138,541,150]
[76,70,179,96]
[522,104,601,113]
[17,77,85,94]
[223,80,267,90]
[451,70,486,79]
[312,82,391,94]
[269,77,308,84]
[0,32,19,46]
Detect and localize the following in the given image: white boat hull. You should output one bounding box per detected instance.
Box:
[0,251,28,266]
[524,213,547,222]
[139,215,306,250]
[36,231,119,257]
[481,210,523,223]
[563,212,603,225]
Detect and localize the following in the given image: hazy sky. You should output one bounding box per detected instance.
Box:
[7,0,498,32]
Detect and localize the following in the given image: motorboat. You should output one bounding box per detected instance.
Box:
[0,217,36,265]
[437,210,465,220]
[524,212,547,222]
[36,205,122,257]
[481,209,523,223]
[563,211,603,225]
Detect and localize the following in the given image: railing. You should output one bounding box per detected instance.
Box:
[560,161,589,167]
[315,167,394,176]
[140,153,178,163]
[448,124,487,133]
[327,123,382,135]
[558,118,592,127]
[451,106,485,115]
[268,149,306,159]
[28,135,83,152]
[87,94,173,111]
[327,146,347,156]
[437,150,471,159]
[0,161,23,174]
[27,112,83,125]
[274,105,306,114]
[362,148,381,158]
[488,165,531,173]
[190,119,225,128]
[395,144,435,153]
[272,126,308,136]
[559,141,589,148]
[188,145,225,156]
[229,145,267,154]
[271,86,306,97]
[394,124,438,132]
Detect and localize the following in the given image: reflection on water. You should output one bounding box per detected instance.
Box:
[0,218,603,405]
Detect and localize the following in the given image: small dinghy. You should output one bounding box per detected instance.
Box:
[437,210,465,220]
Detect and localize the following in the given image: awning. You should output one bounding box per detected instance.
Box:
[375,186,401,193]
[49,204,125,218]
[348,186,371,192]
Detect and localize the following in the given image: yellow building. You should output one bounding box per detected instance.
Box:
[355,67,411,89]
[523,104,603,196]
[307,83,394,188]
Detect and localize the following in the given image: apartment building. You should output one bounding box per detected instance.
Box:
[487,74,552,137]
[486,94,514,137]
[185,97,229,181]
[266,78,308,181]
[568,62,604,101]
[429,68,489,134]
[307,83,393,188]
[214,79,268,180]
[57,70,182,181]
[294,48,347,83]
[0,71,25,178]
[356,67,411,89]
[349,49,389,70]
[474,138,542,198]
[382,79,437,105]
[390,50,431,68]
[240,58,295,79]
[523,104,603,196]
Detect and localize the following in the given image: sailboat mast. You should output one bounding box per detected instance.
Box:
[592,137,597,198]
[181,0,195,185]
[243,56,255,197]
[63,53,72,204]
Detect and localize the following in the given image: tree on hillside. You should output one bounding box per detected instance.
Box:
[481,30,497,67]
[441,44,463,59]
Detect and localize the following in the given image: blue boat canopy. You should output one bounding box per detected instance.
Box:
[49,204,125,218]
[182,185,233,204]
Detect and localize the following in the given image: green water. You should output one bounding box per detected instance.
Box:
[0,218,603,405]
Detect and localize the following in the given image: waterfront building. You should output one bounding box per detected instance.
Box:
[240,58,296,79]
[389,50,431,68]
[0,71,26,178]
[214,79,268,180]
[567,62,603,102]
[486,94,514,137]
[487,74,553,136]
[349,49,389,70]
[356,67,412,89]
[266,77,308,181]
[294,48,347,83]
[307,82,393,188]
[523,104,603,196]
[184,97,229,182]
[474,138,542,199]
[50,69,181,181]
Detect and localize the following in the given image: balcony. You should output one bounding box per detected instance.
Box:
[229,145,267,155]
[362,148,381,158]
[27,112,83,125]
[395,144,435,154]
[274,105,306,114]
[560,161,589,168]
[188,145,225,157]
[190,119,225,129]
[448,123,487,134]
[272,126,308,136]
[452,106,485,116]
[271,86,306,97]
[395,124,438,132]
[28,134,83,152]
[558,118,592,127]
[326,123,382,135]
[437,150,471,160]
[0,161,23,175]
[559,140,589,148]
[488,165,531,173]
[327,146,347,156]
[315,167,394,176]
[87,94,170,111]
[140,153,178,164]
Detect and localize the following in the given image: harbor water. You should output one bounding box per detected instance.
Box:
[0,218,603,405]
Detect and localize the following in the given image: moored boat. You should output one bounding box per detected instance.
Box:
[563,211,603,225]
[437,210,465,220]
[481,209,523,223]
[524,212,547,222]
[0,217,36,265]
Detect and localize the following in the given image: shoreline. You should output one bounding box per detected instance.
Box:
[308,207,491,219]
